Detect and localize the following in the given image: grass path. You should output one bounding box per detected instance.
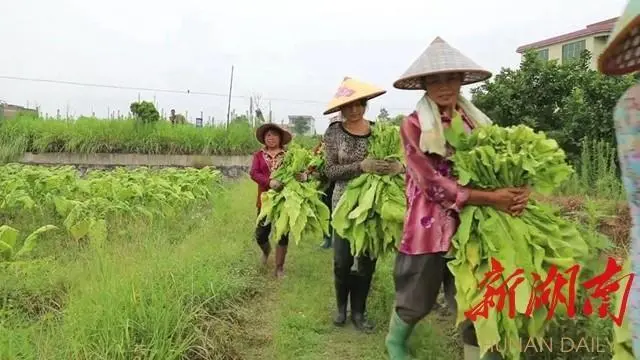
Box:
[235,181,462,360]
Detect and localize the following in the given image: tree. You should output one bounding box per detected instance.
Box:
[231,114,250,124]
[471,50,635,162]
[252,94,265,126]
[378,107,390,121]
[291,117,311,136]
[130,101,160,124]
[391,114,405,126]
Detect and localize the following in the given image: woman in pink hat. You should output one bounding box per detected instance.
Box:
[323,76,404,332]
[384,37,530,360]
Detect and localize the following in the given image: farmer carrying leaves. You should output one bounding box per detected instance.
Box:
[598,4,640,358]
[323,77,404,332]
[384,37,530,360]
[250,123,303,278]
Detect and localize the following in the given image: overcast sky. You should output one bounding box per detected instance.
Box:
[1,0,622,132]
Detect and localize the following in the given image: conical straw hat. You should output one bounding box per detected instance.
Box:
[598,1,640,75]
[394,37,492,90]
[323,77,386,115]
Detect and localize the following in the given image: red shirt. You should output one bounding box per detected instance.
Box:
[250,149,285,209]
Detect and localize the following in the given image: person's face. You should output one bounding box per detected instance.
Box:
[264,129,281,149]
[340,100,367,123]
[424,73,463,108]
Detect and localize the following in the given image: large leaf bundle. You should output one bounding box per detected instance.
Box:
[331,122,405,258]
[257,144,330,244]
[444,118,609,359]
[612,257,634,360]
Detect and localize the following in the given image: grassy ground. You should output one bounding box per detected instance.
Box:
[237,234,460,360]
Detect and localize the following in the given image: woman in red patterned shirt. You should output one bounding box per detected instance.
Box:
[249,123,293,278]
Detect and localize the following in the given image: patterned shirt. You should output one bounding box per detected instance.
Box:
[399,109,474,255]
[249,148,285,209]
[323,121,371,209]
[613,84,640,355]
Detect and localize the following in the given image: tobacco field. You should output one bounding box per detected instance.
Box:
[0,118,633,359]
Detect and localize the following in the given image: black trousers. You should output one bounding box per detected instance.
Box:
[333,233,377,314]
[393,252,478,346]
[255,210,289,247]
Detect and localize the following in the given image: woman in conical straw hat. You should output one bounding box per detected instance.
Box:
[383,37,530,360]
[598,2,640,357]
[322,76,404,332]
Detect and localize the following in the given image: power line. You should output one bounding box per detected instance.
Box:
[0,74,325,105]
[0,74,413,112]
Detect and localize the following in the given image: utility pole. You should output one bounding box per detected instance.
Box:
[268,101,272,123]
[226,65,234,128]
[249,97,254,126]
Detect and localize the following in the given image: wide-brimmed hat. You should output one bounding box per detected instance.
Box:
[598,2,640,75]
[255,123,292,146]
[323,77,386,115]
[394,37,492,90]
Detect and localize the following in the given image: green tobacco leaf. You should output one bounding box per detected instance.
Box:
[15,225,57,259]
[0,225,19,250]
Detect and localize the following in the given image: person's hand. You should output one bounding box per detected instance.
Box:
[509,187,531,216]
[489,187,528,215]
[360,159,391,175]
[269,179,283,191]
[384,160,405,176]
[294,172,308,182]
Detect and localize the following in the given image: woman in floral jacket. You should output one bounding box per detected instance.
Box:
[598,2,640,356]
[384,37,529,360]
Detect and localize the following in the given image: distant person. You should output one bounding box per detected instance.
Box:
[169,109,186,125]
[598,2,640,357]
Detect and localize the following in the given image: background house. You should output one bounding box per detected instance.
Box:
[0,102,38,119]
[286,115,316,136]
[516,17,617,70]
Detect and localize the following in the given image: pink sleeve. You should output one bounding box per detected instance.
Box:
[250,152,270,188]
[400,114,469,212]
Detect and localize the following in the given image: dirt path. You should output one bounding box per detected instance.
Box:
[235,242,459,360]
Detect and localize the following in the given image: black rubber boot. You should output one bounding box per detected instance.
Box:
[350,257,376,333]
[350,276,375,333]
[333,277,349,326]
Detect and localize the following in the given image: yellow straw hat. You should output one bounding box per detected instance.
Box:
[598,2,640,75]
[323,77,386,115]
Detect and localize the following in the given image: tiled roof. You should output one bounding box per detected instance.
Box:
[516,17,617,53]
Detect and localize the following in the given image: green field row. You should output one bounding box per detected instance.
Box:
[0,115,318,161]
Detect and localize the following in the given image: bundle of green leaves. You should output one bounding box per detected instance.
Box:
[332,121,405,258]
[612,257,634,360]
[444,117,610,359]
[257,144,330,244]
